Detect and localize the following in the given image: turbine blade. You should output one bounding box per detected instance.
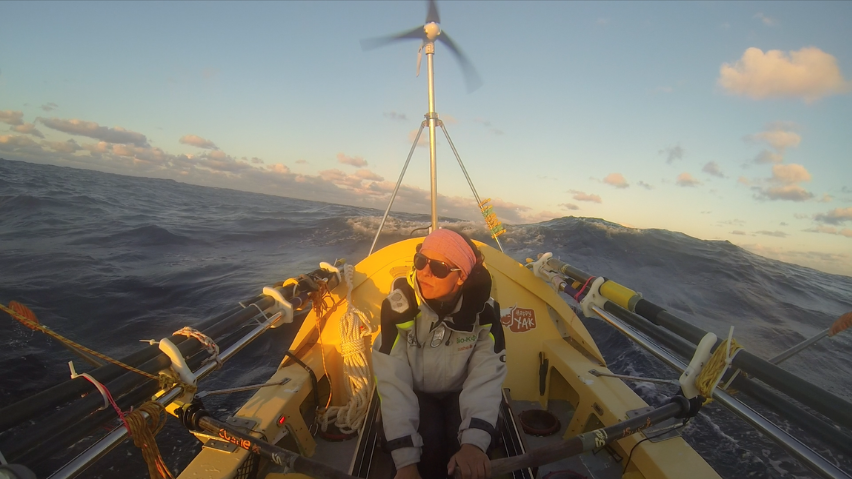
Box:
[437,31,483,93]
[426,0,441,24]
[360,26,425,51]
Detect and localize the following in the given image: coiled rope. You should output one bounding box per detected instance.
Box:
[695,331,743,402]
[125,401,175,479]
[318,264,376,434]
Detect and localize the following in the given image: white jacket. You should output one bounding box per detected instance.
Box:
[372,265,508,469]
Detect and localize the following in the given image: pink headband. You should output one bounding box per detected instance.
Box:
[420,229,476,279]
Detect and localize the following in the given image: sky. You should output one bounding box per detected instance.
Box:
[1,1,851,276]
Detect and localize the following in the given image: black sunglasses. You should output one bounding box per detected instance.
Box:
[413,253,461,279]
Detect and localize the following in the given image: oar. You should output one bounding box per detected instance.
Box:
[488,398,689,476]
[181,406,360,479]
[769,312,852,365]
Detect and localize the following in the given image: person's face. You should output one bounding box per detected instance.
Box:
[415,250,464,301]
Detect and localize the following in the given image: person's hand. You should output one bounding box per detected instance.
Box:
[394,463,422,479]
[447,443,490,479]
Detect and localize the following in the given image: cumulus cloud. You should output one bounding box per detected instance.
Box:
[753,150,784,164]
[719,47,852,102]
[0,110,24,126]
[179,134,217,149]
[250,157,263,164]
[267,163,290,174]
[602,173,629,189]
[354,169,384,181]
[732,230,746,235]
[12,123,44,138]
[815,207,852,225]
[41,102,59,112]
[295,159,307,164]
[753,163,814,201]
[39,118,149,146]
[559,203,579,211]
[748,129,801,151]
[737,176,751,186]
[637,181,654,190]
[384,111,407,121]
[568,190,602,203]
[660,144,684,164]
[756,230,787,238]
[676,172,701,187]
[337,152,367,167]
[702,161,725,178]
[0,134,40,149]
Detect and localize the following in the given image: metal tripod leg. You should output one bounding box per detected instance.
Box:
[368,120,428,256]
[438,121,504,252]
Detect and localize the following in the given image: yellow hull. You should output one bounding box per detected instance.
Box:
[179,239,719,479]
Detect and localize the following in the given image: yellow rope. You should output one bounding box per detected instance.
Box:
[695,338,743,403]
[125,401,175,479]
[2,302,159,381]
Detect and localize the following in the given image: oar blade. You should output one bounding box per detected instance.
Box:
[829,312,852,336]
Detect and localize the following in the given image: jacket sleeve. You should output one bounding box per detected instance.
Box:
[373,294,423,469]
[457,299,507,452]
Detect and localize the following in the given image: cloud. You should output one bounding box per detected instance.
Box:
[818,194,832,203]
[771,163,811,184]
[568,190,602,203]
[753,13,777,26]
[753,164,814,201]
[39,118,149,146]
[473,118,503,135]
[179,134,217,149]
[758,184,813,201]
[44,139,81,153]
[41,102,59,112]
[804,225,852,238]
[354,168,384,181]
[337,152,367,167]
[295,159,307,164]
[637,181,654,190]
[676,172,700,187]
[659,144,684,164]
[250,157,263,164]
[753,150,784,164]
[603,173,629,189]
[267,163,290,174]
[702,161,725,178]
[737,176,751,186]
[732,230,746,235]
[12,123,44,138]
[408,129,430,148]
[559,203,579,211]
[0,110,24,126]
[0,134,40,150]
[719,47,852,102]
[384,111,407,121]
[815,207,852,225]
[748,129,801,151]
[756,230,787,238]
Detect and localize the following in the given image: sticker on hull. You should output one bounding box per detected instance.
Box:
[500,306,537,332]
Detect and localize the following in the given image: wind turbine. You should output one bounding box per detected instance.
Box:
[363,1,503,253]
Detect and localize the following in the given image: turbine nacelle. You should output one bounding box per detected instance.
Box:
[423,22,441,42]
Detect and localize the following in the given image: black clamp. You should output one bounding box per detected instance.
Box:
[178,398,210,431]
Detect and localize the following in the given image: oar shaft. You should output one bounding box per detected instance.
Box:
[195,416,359,479]
[491,401,685,475]
[769,329,829,364]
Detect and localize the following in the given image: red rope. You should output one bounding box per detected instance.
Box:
[573,276,595,302]
[78,374,132,435]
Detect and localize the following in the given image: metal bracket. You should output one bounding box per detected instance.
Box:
[625,407,682,443]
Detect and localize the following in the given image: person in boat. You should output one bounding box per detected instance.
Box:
[373,229,507,479]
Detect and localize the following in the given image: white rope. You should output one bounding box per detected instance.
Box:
[319,264,376,434]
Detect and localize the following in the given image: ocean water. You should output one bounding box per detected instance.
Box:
[1,157,850,478]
